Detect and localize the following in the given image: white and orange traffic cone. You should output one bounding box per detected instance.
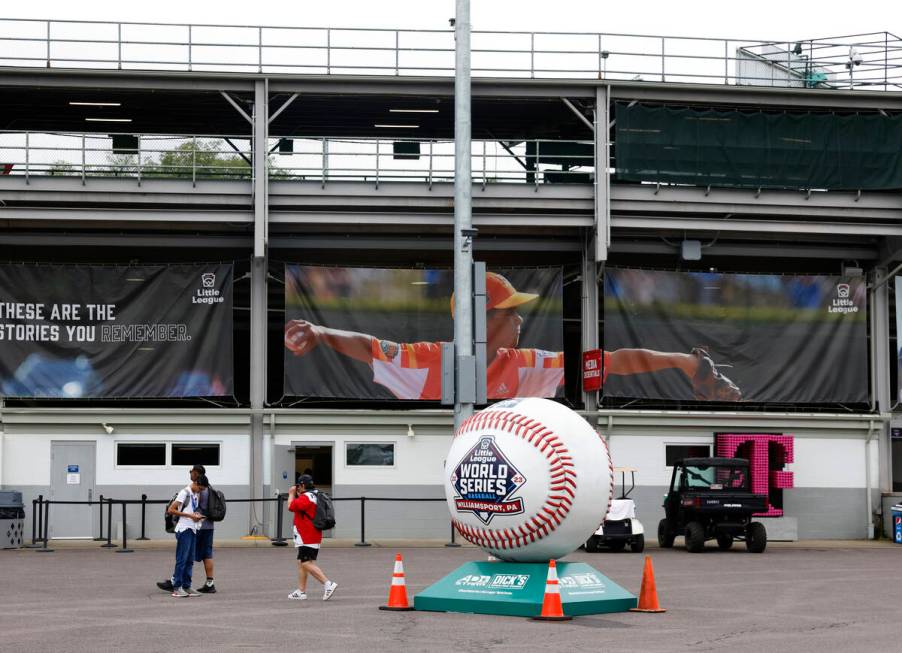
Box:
[379,553,415,611]
[630,555,666,613]
[531,559,572,621]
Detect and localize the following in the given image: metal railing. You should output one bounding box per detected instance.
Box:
[0,132,253,184]
[0,131,595,186]
[270,136,594,187]
[26,493,460,552]
[1,19,900,89]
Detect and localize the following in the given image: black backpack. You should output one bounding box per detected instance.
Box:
[206,487,227,522]
[311,490,336,531]
[164,492,180,534]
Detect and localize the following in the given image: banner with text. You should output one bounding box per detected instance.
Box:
[284,265,563,400]
[0,264,233,398]
[603,269,867,403]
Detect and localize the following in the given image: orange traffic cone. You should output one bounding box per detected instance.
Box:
[531,559,572,621]
[630,555,666,613]
[379,553,415,611]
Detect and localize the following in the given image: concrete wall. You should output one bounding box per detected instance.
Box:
[1,424,255,541]
[1,412,882,542]
[607,427,874,540]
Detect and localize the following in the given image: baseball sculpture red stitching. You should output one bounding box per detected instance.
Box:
[445,397,613,562]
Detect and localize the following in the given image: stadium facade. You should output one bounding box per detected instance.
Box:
[1,20,901,542]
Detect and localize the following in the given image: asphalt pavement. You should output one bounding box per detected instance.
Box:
[1,540,899,652]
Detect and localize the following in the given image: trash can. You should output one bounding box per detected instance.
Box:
[892,505,902,545]
[0,491,25,549]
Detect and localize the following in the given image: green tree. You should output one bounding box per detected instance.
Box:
[47,160,76,176]
[149,140,251,180]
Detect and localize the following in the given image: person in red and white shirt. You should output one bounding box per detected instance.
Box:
[285,272,717,400]
[287,474,337,602]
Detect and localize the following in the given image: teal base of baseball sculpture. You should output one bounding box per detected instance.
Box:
[413,560,637,617]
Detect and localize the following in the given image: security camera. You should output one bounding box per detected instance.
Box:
[461,227,479,238]
[449,18,456,27]
[848,47,862,67]
[102,423,114,434]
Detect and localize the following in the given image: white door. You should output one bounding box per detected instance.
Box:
[50,442,96,538]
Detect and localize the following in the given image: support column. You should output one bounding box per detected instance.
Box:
[582,230,600,414]
[249,79,269,534]
[871,267,892,494]
[453,0,474,432]
[594,85,610,263]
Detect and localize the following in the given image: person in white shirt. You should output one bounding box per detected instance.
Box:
[167,479,204,598]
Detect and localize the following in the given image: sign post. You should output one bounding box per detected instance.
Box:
[582,349,603,393]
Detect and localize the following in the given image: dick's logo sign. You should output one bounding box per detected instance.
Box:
[449,436,525,525]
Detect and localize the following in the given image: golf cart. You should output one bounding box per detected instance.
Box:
[585,467,645,553]
[658,457,768,553]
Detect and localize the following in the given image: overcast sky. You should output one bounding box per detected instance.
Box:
[3,0,900,43]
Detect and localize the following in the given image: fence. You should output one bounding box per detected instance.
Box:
[25,494,461,553]
[0,19,900,89]
[0,131,595,186]
[0,132,253,184]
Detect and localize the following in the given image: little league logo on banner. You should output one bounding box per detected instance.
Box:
[450,436,526,525]
[0,263,234,399]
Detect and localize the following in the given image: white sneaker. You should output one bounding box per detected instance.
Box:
[288,589,308,600]
[323,581,338,601]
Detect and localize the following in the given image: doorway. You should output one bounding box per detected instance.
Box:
[294,445,334,495]
[49,441,96,539]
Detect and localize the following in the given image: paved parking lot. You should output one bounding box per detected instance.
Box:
[1,541,899,652]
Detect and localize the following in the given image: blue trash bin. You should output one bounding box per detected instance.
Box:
[893,505,902,544]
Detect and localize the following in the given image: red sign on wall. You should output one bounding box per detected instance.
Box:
[582,349,603,392]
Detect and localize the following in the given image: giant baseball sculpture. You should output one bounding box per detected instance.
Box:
[445,397,613,562]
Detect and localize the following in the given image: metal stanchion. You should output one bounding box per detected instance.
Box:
[445,521,461,547]
[137,494,149,540]
[35,498,54,552]
[271,493,287,546]
[116,501,133,553]
[25,498,41,548]
[94,494,105,541]
[354,496,371,547]
[36,495,43,543]
[102,498,116,548]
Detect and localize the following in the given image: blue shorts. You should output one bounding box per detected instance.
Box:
[194,529,214,562]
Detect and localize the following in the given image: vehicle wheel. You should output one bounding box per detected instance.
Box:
[657,519,675,548]
[745,522,767,553]
[716,532,733,550]
[607,540,627,552]
[585,535,600,553]
[685,521,706,553]
[630,534,645,553]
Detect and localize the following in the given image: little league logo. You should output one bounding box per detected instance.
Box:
[450,436,526,525]
[202,273,216,288]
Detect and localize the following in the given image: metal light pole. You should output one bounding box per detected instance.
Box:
[453,0,474,432]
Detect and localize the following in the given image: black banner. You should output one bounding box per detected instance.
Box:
[603,269,867,403]
[0,264,233,398]
[284,265,563,400]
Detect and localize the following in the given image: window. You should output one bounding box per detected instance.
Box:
[116,443,165,466]
[172,443,220,467]
[665,444,711,467]
[346,443,395,466]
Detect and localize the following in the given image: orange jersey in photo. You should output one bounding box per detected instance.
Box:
[370,339,566,400]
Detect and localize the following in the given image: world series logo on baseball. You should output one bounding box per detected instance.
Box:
[445,397,613,562]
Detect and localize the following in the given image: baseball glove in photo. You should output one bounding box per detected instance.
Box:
[690,347,742,401]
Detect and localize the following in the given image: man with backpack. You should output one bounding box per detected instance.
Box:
[166,475,204,597]
[287,473,338,601]
[157,464,225,594]
[193,474,217,593]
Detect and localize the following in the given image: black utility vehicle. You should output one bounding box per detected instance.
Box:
[658,457,768,553]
